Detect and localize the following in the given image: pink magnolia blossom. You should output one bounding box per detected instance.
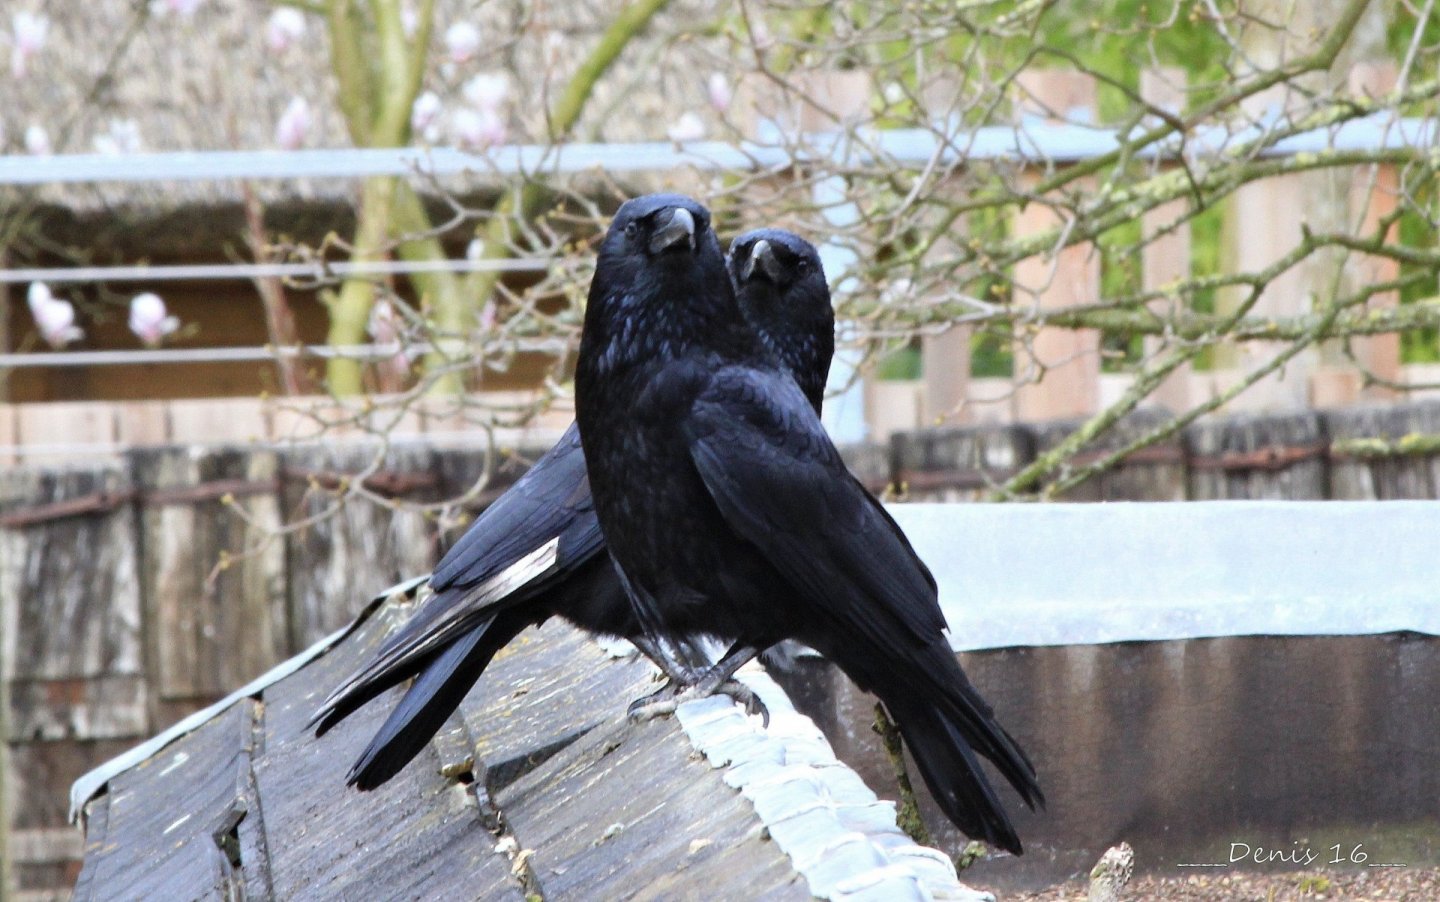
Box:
[27,282,83,349]
[411,91,443,142]
[275,96,311,150]
[666,111,706,143]
[367,300,413,381]
[707,73,732,113]
[23,123,50,155]
[128,292,180,346]
[265,7,306,54]
[451,107,506,149]
[444,22,480,63]
[10,12,49,79]
[463,73,509,112]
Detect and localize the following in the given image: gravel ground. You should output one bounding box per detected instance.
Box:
[1009,867,1440,900]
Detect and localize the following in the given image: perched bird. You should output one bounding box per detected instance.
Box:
[312,222,834,791]
[574,194,1043,854]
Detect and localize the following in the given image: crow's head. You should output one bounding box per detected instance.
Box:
[727,229,834,413]
[604,193,715,261]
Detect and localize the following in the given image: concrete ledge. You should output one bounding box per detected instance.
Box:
[889,501,1440,650]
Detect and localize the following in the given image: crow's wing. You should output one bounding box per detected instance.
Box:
[432,421,598,592]
[684,367,1042,825]
[682,367,945,650]
[311,422,604,730]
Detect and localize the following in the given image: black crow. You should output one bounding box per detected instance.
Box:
[311,221,834,791]
[575,194,1043,854]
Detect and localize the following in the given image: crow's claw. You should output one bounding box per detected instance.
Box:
[626,678,769,726]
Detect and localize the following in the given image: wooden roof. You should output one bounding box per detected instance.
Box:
[70,596,992,900]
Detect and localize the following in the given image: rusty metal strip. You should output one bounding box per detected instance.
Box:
[1067,443,1187,468]
[282,467,439,497]
[0,489,138,529]
[1188,443,1328,472]
[143,478,280,506]
[896,467,1017,492]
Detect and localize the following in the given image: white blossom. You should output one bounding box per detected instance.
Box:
[707,73,732,113]
[463,73,509,112]
[27,283,84,349]
[128,292,180,346]
[451,107,506,149]
[542,31,565,71]
[94,118,142,155]
[275,96,311,150]
[265,7,306,54]
[411,91,443,142]
[400,1,418,38]
[23,123,51,155]
[10,12,49,79]
[444,22,480,63]
[465,238,485,261]
[667,111,706,143]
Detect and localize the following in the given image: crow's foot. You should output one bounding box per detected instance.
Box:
[626,678,769,726]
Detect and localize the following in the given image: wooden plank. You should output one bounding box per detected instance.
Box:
[0,466,143,685]
[1011,71,1102,421]
[132,446,287,709]
[112,400,171,448]
[0,403,16,466]
[281,443,442,646]
[1139,68,1192,414]
[248,611,519,902]
[166,397,271,446]
[12,402,117,465]
[5,675,148,743]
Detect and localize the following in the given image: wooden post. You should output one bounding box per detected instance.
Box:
[918,80,974,427]
[1140,69,1192,414]
[1345,61,1401,401]
[1011,71,1102,421]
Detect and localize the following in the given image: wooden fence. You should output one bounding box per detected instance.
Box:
[4,397,1440,899]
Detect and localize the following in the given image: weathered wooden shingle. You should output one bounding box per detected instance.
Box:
[71,601,987,900]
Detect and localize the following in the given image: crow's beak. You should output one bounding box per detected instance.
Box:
[741,238,782,283]
[649,206,697,254]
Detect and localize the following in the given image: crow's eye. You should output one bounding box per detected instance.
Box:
[796,258,811,274]
[624,222,639,240]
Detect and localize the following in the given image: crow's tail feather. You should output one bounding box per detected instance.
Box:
[886,696,1027,855]
[857,644,1042,856]
[347,613,522,790]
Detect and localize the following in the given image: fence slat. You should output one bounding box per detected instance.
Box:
[132,447,287,722]
[1324,401,1440,499]
[282,443,442,646]
[1030,410,1187,501]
